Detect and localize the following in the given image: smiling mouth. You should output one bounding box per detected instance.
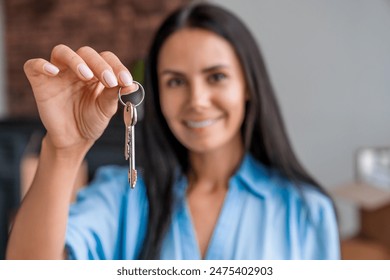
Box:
[185,118,220,128]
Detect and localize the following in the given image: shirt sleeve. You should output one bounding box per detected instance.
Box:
[65,166,143,260]
[299,189,341,260]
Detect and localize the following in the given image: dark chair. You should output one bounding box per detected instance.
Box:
[0,118,43,259]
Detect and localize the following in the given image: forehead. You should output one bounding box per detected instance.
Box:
[158,28,240,70]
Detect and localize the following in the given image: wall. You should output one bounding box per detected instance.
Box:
[212,0,390,237]
[3,0,189,117]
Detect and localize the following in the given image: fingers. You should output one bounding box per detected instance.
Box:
[51,44,95,81]
[49,44,137,90]
[99,51,139,93]
[76,46,118,88]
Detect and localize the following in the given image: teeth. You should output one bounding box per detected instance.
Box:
[185,119,217,128]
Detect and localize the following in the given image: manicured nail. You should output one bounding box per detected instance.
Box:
[77,63,94,80]
[43,63,59,75]
[131,83,139,92]
[102,70,118,87]
[119,71,133,86]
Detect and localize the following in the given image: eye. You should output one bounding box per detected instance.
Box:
[208,72,227,84]
[166,77,186,88]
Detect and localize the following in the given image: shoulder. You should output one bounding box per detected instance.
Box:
[285,183,335,224]
[238,155,339,259]
[266,168,334,222]
[237,154,334,221]
[76,165,126,199]
[66,166,149,259]
[73,165,147,209]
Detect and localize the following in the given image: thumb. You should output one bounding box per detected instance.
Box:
[24,58,59,82]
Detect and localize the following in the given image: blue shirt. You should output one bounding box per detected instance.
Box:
[65,154,340,259]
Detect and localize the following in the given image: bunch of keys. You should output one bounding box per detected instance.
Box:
[118,81,145,188]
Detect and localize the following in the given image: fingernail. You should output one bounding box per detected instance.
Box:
[43,63,59,75]
[103,70,118,87]
[119,71,133,86]
[131,83,139,92]
[77,63,94,80]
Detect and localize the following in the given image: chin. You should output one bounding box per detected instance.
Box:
[181,137,226,154]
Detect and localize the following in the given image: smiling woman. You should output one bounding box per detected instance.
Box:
[158,28,247,155]
[156,29,248,256]
[6,2,340,260]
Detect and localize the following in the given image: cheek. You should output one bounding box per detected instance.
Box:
[159,92,182,121]
[222,86,247,116]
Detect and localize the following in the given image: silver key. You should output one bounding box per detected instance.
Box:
[119,83,144,189]
[123,102,138,188]
[123,102,132,161]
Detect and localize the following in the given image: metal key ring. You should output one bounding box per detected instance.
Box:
[118,81,145,107]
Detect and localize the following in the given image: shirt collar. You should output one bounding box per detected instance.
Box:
[174,153,274,200]
[232,153,274,199]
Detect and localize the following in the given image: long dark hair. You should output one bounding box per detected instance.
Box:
[140,2,328,259]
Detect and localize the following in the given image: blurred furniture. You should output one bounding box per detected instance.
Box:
[332,182,390,259]
[341,237,390,260]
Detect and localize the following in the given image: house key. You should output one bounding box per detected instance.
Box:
[118,81,145,189]
[123,102,137,187]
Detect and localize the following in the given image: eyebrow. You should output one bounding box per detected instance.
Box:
[159,64,229,76]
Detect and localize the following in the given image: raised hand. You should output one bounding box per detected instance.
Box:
[23,44,138,153]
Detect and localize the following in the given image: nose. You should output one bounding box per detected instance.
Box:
[188,79,211,109]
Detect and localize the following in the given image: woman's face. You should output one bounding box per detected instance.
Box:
[158,28,247,154]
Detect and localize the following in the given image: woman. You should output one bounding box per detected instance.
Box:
[6,3,340,260]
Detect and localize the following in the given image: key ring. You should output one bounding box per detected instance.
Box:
[118,81,145,107]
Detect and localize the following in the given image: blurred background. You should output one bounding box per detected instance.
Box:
[0,0,390,259]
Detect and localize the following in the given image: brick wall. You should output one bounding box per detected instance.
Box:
[5,0,189,117]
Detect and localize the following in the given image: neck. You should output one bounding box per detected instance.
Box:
[187,135,244,192]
